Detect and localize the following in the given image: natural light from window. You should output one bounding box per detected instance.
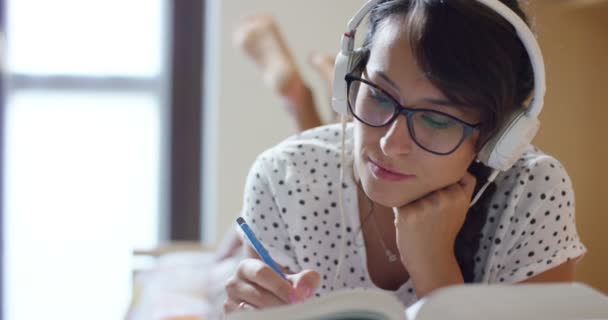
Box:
[7,0,162,77]
[3,1,166,319]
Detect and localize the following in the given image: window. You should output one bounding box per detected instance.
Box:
[2,0,168,319]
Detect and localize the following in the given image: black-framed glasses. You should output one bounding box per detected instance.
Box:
[346,74,481,155]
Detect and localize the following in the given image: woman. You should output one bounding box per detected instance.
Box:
[224,0,586,313]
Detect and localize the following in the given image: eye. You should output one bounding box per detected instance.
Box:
[420,112,457,129]
[369,87,394,109]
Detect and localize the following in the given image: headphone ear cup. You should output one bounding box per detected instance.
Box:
[332,51,351,115]
[332,50,368,115]
[477,108,540,171]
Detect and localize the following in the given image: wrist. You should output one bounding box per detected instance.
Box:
[400,242,455,274]
[409,252,464,298]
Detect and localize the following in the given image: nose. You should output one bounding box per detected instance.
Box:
[379,114,414,157]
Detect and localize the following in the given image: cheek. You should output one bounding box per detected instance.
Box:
[353,124,380,183]
[354,122,384,149]
[353,123,374,159]
[353,122,477,206]
[423,148,476,188]
[353,124,367,178]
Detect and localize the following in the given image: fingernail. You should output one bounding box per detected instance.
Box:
[297,284,313,299]
[288,291,299,304]
[303,287,313,298]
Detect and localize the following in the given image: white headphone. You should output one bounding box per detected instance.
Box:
[332,0,546,172]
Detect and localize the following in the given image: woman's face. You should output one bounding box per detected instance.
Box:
[354,16,481,208]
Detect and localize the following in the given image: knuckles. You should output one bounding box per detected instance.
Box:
[224,274,239,296]
[223,298,233,314]
[252,263,272,281]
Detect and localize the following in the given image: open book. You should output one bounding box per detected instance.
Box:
[227,282,608,320]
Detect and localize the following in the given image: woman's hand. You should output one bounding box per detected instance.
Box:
[393,171,476,295]
[223,258,320,314]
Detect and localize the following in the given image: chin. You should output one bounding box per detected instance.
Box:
[360,175,418,209]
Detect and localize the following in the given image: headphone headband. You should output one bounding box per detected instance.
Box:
[338,0,545,118]
[332,0,546,171]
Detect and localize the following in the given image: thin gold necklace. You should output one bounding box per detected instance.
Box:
[363,189,399,263]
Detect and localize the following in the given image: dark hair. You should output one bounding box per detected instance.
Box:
[360,0,534,282]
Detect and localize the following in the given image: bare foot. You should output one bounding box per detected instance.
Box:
[233,14,322,131]
[233,14,300,96]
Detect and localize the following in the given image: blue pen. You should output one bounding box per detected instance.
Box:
[236,217,287,280]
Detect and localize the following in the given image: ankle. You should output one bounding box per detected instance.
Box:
[281,79,322,131]
[281,77,313,110]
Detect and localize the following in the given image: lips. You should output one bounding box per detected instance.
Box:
[367,158,415,182]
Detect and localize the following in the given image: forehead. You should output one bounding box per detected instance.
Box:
[367,16,444,100]
[364,16,481,123]
[368,16,416,71]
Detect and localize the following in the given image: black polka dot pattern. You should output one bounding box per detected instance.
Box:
[473,146,586,283]
[240,124,586,308]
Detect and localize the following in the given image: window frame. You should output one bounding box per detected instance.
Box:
[0,0,206,318]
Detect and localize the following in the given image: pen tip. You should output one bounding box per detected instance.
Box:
[236,217,245,225]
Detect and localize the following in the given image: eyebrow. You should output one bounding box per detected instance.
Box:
[374,70,458,107]
[374,70,401,92]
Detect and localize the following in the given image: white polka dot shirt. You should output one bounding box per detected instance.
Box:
[240,123,587,307]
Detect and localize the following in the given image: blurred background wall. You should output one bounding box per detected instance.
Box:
[202,0,362,242]
[204,0,608,294]
[530,1,608,294]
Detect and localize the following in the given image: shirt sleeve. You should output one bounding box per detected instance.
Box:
[491,158,586,283]
[239,152,300,273]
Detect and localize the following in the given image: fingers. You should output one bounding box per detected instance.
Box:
[223,260,321,315]
[440,171,476,200]
[238,301,255,311]
[237,259,294,302]
[225,275,285,308]
[223,298,255,314]
[458,171,477,199]
[288,269,321,300]
[223,298,240,314]
[395,171,477,214]
[224,258,294,314]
